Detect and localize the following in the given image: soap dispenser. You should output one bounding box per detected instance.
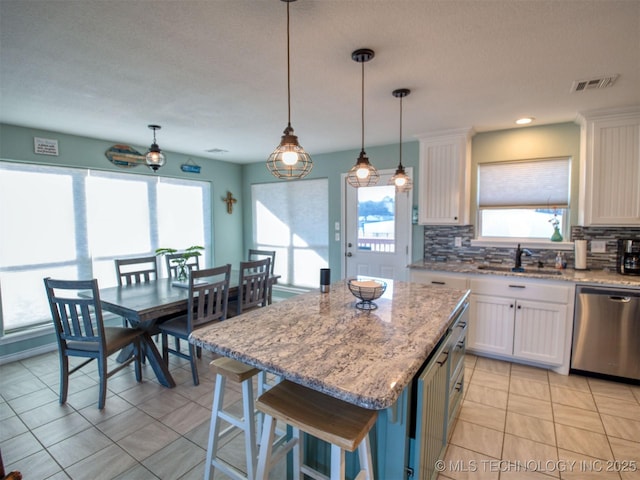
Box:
[555,252,563,269]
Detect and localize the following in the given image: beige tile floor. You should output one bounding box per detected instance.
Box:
[1,346,639,479]
[439,355,640,480]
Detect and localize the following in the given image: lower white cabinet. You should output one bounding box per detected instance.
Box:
[409,270,469,290]
[468,277,571,366]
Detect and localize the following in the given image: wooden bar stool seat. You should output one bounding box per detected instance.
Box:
[255,380,378,480]
[204,357,261,480]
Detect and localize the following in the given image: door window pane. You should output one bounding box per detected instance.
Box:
[357,185,396,253]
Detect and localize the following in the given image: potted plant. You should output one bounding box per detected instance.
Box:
[155,245,204,281]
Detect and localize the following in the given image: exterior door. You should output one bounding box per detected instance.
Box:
[343,169,412,280]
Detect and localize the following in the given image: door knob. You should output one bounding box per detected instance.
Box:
[347,243,353,247]
[346,252,353,257]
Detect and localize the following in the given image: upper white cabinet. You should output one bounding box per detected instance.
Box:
[417,128,474,225]
[577,107,640,226]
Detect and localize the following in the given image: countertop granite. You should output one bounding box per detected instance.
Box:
[409,260,640,288]
[190,279,469,410]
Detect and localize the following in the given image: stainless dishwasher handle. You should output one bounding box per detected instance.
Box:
[609,296,631,303]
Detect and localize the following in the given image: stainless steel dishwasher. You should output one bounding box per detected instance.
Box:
[571,285,640,382]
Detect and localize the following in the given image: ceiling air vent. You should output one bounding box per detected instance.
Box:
[571,74,619,93]
[205,148,229,154]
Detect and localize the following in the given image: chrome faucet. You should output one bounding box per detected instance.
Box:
[514,243,533,270]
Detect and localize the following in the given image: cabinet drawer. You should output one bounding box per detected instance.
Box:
[447,366,464,439]
[469,277,570,303]
[410,270,468,290]
[448,320,466,379]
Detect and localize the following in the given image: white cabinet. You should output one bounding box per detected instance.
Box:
[577,107,640,226]
[417,128,474,225]
[512,299,567,365]
[468,277,571,366]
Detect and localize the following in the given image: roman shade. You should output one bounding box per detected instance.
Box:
[478,157,571,208]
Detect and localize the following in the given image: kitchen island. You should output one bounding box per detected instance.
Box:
[191,278,470,479]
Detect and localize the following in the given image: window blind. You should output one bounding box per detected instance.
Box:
[0,161,211,333]
[478,157,571,208]
[252,179,328,288]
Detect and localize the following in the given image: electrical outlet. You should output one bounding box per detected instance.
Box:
[591,240,607,253]
[454,237,462,247]
[335,232,340,241]
[334,221,340,231]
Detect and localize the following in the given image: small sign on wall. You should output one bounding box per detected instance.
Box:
[34,137,59,156]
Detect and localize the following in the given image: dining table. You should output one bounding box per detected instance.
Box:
[95,271,280,388]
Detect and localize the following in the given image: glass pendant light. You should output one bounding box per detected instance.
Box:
[145,124,166,172]
[266,0,312,180]
[347,48,379,188]
[389,88,413,192]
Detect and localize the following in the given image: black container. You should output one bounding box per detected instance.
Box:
[617,239,640,275]
[320,268,331,292]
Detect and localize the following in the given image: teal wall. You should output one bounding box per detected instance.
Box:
[242,141,422,279]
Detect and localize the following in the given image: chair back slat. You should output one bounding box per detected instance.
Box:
[248,249,276,275]
[115,256,158,286]
[189,264,231,330]
[238,258,270,313]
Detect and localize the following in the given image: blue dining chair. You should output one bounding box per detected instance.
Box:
[44,277,144,410]
[158,264,231,385]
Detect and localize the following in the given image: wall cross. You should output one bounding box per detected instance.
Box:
[223,191,237,214]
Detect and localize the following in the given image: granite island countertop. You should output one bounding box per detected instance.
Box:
[409,260,640,288]
[190,279,469,410]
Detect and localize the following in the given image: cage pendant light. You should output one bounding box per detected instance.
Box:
[347,48,379,188]
[389,89,413,192]
[145,124,166,172]
[266,0,312,180]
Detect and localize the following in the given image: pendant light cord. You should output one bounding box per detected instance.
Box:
[398,95,403,167]
[360,60,365,152]
[286,0,291,127]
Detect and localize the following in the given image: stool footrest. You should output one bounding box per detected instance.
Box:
[211,457,251,480]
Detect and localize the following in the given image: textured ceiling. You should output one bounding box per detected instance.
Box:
[1,0,639,164]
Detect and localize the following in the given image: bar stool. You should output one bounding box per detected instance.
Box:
[255,380,378,480]
[204,357,261,480]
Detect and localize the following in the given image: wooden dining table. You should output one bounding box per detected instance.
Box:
[95,271,279,388]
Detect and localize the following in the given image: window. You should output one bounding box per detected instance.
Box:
[0,162,211,334]
[477,157,571,239]
[252,179,328,288]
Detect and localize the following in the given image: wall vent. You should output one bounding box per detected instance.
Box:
[571,74,619,93]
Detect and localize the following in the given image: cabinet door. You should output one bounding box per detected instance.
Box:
[513,299,566,365]
[418,130,472,225]
[468,294,514,356]
[581,111,640,225]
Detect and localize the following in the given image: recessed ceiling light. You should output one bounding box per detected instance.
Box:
[515,117,534,125]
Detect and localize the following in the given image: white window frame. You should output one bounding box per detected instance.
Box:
[473,157,573,249]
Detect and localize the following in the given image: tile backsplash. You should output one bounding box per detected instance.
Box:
[422,225,640,271]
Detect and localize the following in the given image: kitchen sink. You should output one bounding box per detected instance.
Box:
[476,265,562,276]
